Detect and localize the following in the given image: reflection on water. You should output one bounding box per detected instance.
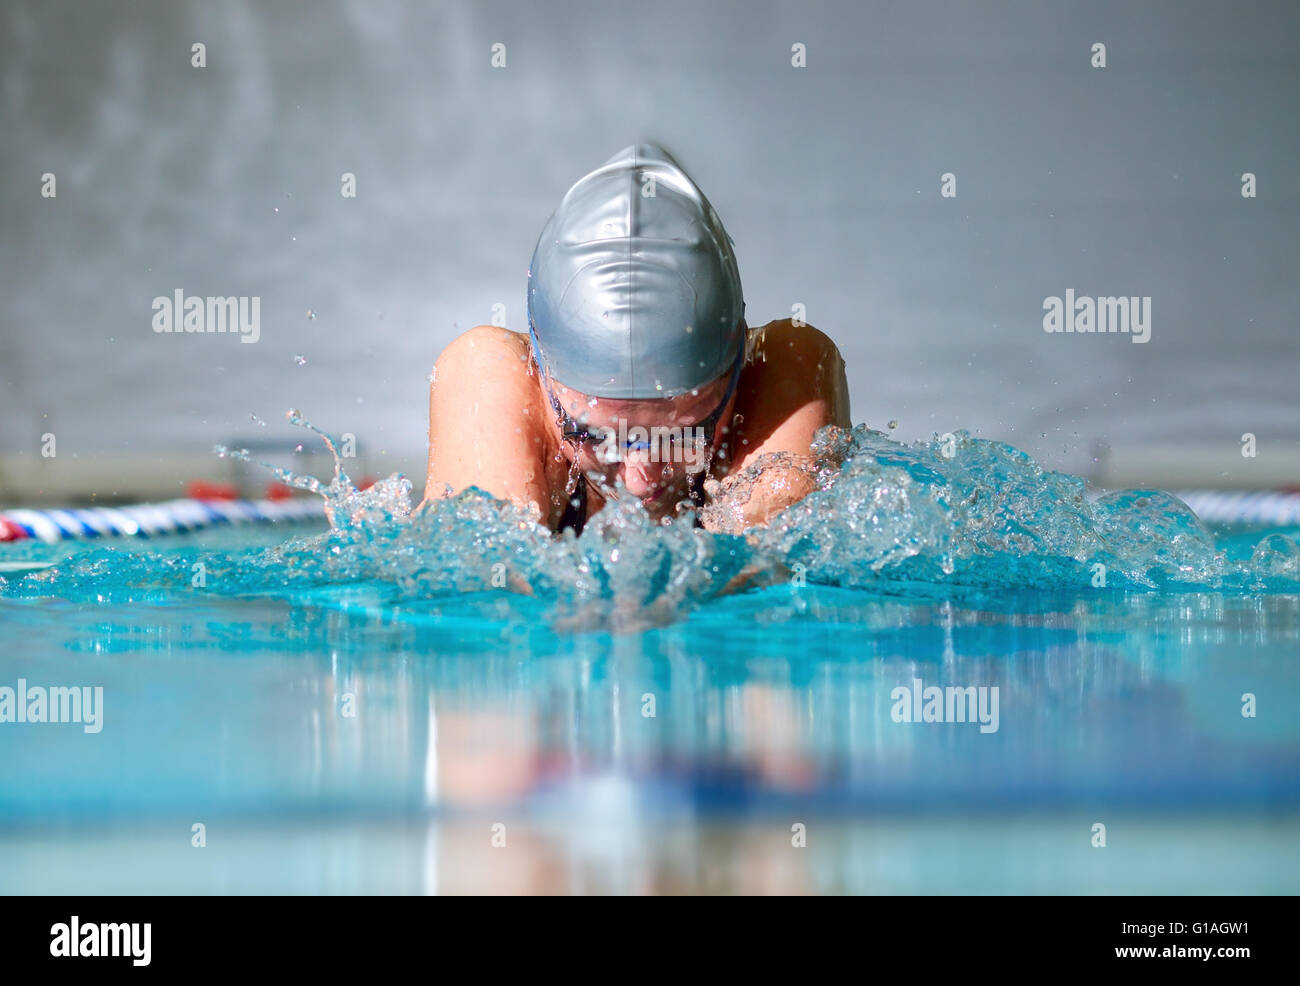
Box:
[7,813,1299,894]
[3,582,1299,891]
[4,586,1299,819]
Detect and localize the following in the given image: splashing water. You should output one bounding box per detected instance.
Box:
[744,427,1287,592]
[4,418,1299,631]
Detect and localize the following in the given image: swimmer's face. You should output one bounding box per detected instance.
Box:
[548,373,736,512]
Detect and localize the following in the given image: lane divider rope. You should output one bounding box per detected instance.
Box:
[1174,490,1300,527]
[0,497,325,543]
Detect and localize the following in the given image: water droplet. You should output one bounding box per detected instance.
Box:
[250,413,266,427]
[888,420,898,430]
[294,354,307,366]
[306,309,316,320]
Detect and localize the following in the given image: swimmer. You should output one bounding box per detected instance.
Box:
[421,142,849,534]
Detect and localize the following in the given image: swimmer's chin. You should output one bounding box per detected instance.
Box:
[604,480,681,513]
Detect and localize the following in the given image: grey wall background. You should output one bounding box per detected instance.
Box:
[2,0,1297,486]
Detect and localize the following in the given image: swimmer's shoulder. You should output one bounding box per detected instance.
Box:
[434,323,532,376]
[740,318,847,409]
[431,324,544,411]
[424,324,558,510]
[729,318,850,463]
[746,317,843,367]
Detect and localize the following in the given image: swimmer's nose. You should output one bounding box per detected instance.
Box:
[619,458,666,498]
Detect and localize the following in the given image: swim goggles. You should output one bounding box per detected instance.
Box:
[527,313,746,461]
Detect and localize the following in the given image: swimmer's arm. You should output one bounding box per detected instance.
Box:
[703,321,849,533]
[419,325,551,523]
[701,458,821,535]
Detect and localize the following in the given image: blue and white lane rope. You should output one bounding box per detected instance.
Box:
[1174,490,1300,526]
[0,497,325,543]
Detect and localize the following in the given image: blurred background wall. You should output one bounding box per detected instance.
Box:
[2,0,1297,499]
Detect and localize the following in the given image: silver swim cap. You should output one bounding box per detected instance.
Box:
[527,142,745,399]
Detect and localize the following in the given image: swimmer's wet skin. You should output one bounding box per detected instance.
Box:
[421,142,849,534]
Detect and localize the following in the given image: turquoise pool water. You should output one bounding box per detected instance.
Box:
[3,427,1299,893]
